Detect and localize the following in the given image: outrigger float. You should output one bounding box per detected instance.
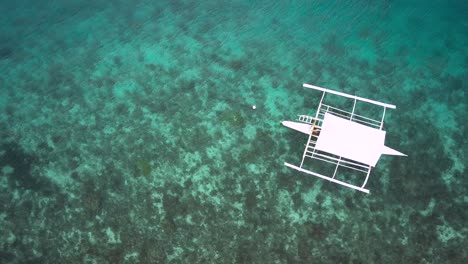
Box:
[283,84,406,194]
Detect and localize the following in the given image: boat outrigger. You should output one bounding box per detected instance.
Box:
[282,84,406,194]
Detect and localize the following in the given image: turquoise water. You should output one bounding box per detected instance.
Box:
[0,0,466,263]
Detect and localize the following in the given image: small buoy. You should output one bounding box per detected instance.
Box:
[252,105,256,110]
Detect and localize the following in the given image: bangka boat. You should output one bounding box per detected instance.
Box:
[282,84,406,194]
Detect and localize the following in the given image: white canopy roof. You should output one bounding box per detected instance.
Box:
[282,83,407,193]
[315,113,399,167]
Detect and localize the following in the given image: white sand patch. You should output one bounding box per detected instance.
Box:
[278,189,309,224]
[42,166,74,189]
[261,83,291,116]
[301,184,322,205]
[104,227,121,244]
[113,79,140,99]
[419,99,465,188]
[242,124,257,140]
[246,163,266,175]
[183,151,202,171]
[436,224,463,243]
[420,199,436,217]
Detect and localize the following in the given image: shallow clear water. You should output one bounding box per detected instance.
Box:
[0,0,466,263]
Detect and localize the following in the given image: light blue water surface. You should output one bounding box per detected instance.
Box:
[0,0,466,263]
